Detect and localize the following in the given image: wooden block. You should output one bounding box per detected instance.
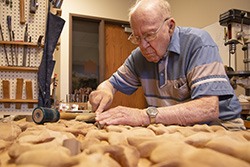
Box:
[63,138,80,156]
[2,80,10,108]
[16,78,24,109]
[244,120,250,129]
[25,81,33,108]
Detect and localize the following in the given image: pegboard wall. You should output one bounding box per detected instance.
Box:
[0,0,47,114]
[0,71,38,112]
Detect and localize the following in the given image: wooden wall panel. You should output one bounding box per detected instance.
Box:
[105,23,146,109]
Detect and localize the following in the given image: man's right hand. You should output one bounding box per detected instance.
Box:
[89,80,116,115]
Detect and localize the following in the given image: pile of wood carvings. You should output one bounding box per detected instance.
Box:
[1,120,250,167]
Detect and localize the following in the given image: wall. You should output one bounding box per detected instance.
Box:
[59,0,250,101]
[168,0,250,28]
[59,0,135,101]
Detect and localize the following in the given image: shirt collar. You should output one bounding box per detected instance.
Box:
[168,26,180,55]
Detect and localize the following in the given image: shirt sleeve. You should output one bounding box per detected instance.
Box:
[187,45,235,99]
[109,53,141,95]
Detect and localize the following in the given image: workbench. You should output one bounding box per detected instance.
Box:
[0,118,250,167]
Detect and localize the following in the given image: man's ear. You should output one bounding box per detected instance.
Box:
[169,19,176,36]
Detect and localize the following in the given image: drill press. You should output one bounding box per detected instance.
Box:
[220,9,250,95]
[220,9,250,120]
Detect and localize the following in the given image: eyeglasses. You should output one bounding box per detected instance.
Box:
[128,16,172,45]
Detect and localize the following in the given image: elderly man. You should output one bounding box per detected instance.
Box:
[89,0,246,130]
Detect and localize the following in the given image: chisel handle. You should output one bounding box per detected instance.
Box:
[20,0,25,24]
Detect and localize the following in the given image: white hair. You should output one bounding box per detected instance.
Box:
[128,0,171,22]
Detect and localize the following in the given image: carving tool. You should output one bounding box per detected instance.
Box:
[7,16,14,65]
[0,23,9,66]
[20,0,25,24]
[2,80,10,108]
[12,31,18,66]
[37,35,43,47]
[16,78,23,109]
[30,0,38,14]
[28,36,31,66]
[23,24,28,66]
[53,0,63,8]
[26,80,33,108]
[97,122,101,129]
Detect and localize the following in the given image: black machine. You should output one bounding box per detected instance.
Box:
[219,9,250,95]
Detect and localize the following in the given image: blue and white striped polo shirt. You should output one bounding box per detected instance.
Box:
[109,26,241,121]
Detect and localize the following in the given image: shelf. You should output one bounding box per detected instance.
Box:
[0,41,44,47]
[0,66,38,72]
[0,99,38,103]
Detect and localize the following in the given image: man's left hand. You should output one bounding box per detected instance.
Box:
[95,106,150,126]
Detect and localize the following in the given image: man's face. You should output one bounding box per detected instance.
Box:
[130,11,173,63]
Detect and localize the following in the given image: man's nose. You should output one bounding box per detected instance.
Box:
[139,38,150,49]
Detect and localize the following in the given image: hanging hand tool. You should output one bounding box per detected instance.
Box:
[28,36,31,66]
[20,0,25,24]
[53,0,63,8]
[23,24,28,66]
[26,80,33,108]
[0,23,9,66]
[16,78,24,109]
[16,40,22,66]
[2,80,10,108]
[30,0,38,14]
[7,16,14,65]
[37,35,43,47]
[12,31,18,66]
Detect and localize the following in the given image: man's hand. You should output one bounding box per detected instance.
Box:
[89,89,113,115]
[95,106,150,126]
[89,80,117,115]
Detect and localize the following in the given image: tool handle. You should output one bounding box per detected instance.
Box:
[12,32,14,40]
[7,16,11,30]
[30,0,37,14]
[0,24,9,66]
[20,0,25,24]
[24,24,28,42]
[0,24,4,41]
[2,80,10,108]
[7,16,12,41]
